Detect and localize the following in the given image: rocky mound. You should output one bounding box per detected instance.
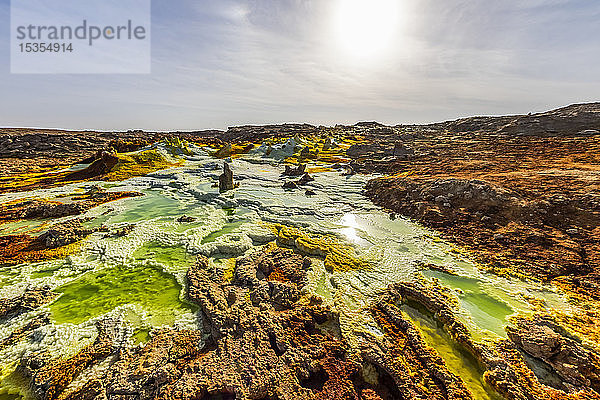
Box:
[431,103,600,137]
[507,315,600,393]
[365,176,600,288]
[496,103,600,137]
[0,287,57,321]
[0,189,141,222]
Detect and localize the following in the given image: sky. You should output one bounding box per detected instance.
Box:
[1,0,600,131]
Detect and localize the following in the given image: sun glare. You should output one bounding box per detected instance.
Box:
[334,0,401,60]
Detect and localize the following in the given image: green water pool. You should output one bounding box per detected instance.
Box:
[50,263,197,326]
[400,302,504,400]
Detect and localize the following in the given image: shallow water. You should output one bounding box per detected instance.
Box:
[0,143,577,398]
[49,263,196,326]
[400,302,504,400]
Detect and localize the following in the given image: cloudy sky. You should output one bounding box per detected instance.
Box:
[1,0,599,130]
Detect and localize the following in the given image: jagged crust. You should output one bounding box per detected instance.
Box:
[0,288,57,321]
[506,315,600,393]
[4,247,600,399]
[1,103,600,399]
[363,300,472,399]
[381,280,600,400]
[0,189,142,266]
[15,246,478,400]
[365,175,600,295]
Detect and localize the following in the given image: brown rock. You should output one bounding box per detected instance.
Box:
[37,219,97,249]
[507,316,600,392]
[298,173,315,186]
[283,164,307,177]
[65,151,120,181]
[214,143,233,158]
[0,288,58,321]
[219,162,235,193]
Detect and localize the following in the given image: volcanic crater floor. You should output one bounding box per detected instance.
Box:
[0,116,599,400]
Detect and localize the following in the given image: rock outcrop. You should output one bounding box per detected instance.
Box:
[283,164,307,177]
[176,215,197,223]
[214,143,233,158]
[219,162,236,193]
[428,103,600,137]
[37,219,98,249]
[361,295,472,399]
[0,190,142,223]
[380,279,600,400]
[496,103,600,137]
[507,316,600,393]
[65,151,120,181]
[0,288,57,321]
[365,175,600,291]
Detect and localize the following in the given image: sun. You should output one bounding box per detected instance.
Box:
[334,0,401,60]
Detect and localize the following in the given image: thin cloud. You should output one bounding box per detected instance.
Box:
[0,0,598,130]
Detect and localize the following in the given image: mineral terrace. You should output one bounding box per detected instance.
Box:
[0,103,599,400]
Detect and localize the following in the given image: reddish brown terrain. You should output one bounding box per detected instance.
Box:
[1,104,599,295]
[1,103,599,400]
